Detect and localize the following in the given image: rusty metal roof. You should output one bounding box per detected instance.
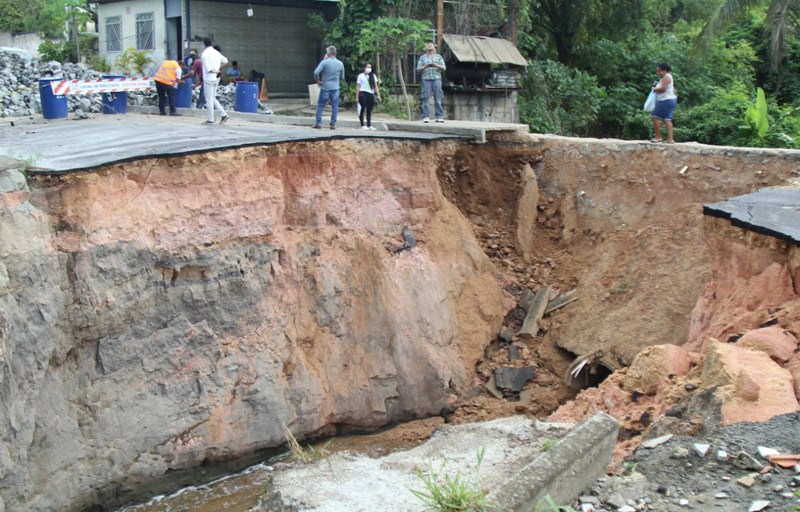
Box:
[442,34,527,67]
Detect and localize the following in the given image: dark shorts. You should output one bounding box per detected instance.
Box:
[651,98,677,121]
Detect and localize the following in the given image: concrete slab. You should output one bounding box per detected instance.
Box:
[129,104,530,143]
[0,113,464,175]
[704,186,800,246]
[488,413,619,511]
[260,414,618,512]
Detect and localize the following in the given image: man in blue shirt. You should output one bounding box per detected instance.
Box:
[313,46,345,130]
[227,61,241,79]
[416,42,446,123]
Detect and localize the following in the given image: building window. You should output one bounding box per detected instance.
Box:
[106,16,121,52]
[136,13,155,50]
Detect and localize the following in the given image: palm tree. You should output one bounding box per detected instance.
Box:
[695,0,800,68]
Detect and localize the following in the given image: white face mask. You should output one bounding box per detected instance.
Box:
[365,68,372,74]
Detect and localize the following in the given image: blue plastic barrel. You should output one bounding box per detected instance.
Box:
[101,75,127,114]
[176,76,193,108]
[234,81,258,113]
[38,77,68,120]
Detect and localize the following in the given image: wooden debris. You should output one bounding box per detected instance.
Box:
[518,286,550,339]
[545,288,578,314]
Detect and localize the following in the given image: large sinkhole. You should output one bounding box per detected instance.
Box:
[5,133,777,512]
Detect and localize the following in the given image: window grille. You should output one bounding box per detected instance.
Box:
[106,16,121,52]
[136,13,155,50]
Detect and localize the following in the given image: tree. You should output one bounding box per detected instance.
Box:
[358,16,431,119]
[695,0,800,68]
[528,0,592,64]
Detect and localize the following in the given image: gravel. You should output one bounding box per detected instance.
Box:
[580,411,800,511]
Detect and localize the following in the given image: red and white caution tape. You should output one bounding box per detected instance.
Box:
[49,77,155,96]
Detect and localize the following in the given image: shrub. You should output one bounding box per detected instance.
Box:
[114,48,154,76]
[38,40,74,63]
[519,59,603,136]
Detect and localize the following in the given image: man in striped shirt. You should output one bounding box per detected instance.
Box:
[416,42,446,123]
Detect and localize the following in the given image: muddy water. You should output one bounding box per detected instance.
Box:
[117,460,280,512]
[116,418,443,511]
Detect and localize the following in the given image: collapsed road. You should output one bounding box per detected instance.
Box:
[1,113,799,511]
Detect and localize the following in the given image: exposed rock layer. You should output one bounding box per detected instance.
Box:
[0,141,506,511]
[2,136,800,511]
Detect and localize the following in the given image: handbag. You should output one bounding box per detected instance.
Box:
[643,90,657,113]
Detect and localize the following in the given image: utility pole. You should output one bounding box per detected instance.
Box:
[66,3,80,63]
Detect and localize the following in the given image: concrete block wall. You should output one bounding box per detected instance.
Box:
[190,3,323,93]
[442,90,520,123]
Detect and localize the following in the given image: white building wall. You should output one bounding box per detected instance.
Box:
[98,0,167,75]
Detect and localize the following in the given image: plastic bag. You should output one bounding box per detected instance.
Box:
[643,90,657,113]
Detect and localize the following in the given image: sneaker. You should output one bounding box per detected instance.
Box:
[220,115,229,125]
[312,124,322,129]
[369,126,376,131]
[361,126,370,130]
[170,112,181,116]
[202,120,215,125]
[423,117,430,123]
[330,125,335,130]
[159,112,167,116]
[435,118,444,123]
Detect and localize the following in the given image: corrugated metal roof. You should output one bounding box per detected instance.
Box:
[442,34,527,67]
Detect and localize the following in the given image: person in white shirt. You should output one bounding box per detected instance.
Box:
[200,38,229,125]
[356,62,381,130]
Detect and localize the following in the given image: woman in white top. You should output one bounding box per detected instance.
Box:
[650,63,677,143]
[356,62,382,130]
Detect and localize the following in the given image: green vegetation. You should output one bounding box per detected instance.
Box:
[410,447,494,512]
[114,49,154,76]
[611,281,635,295]
[309,0,800,149]
[541,439,558,452]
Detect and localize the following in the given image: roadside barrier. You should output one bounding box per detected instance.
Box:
[49,77,154,95]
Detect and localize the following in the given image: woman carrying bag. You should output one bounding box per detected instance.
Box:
[649,63,677,143]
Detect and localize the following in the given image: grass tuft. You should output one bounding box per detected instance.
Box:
[410,447,494,511]
[281,422,331,464]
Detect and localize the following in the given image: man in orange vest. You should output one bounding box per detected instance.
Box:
[153,56,185,116]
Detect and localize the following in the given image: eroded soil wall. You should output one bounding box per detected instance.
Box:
[1,135,799,511]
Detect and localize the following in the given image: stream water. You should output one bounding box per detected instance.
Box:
[115,417,442,512]
[117,458,283,512]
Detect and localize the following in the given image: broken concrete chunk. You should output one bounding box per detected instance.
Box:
[485,375,505,399]
[678,498,689,506]
[494,366,536,393]
[605,494,626,509]
[518,287,550,339]
[580,504,596,512]
[671,447,689,459]
[716,450,728,461]
[749,500,770,512]
[693,443,710,457]
[715,493,729,499]
[757,446,779,459]
[617,506,636,512]
[737,475,756,488]
[641,434,673,449]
